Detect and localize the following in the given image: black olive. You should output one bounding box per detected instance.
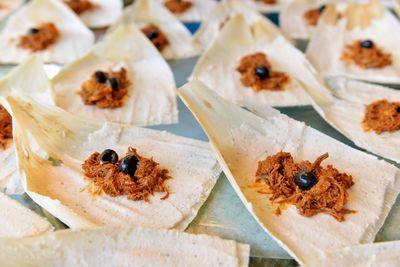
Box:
[294,171,318,191]
[94,70,107,84]
[107,77,120,91]
[147,30,159,40]
[100,149,118,164]
[255,66,270,80]
[360,40,374,49]
[396,106,400,113]
[318,5,326,13]
[119,155,139,176]
[28,28,40,35]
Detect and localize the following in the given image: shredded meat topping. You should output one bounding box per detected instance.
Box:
[141,24,169,52]
[0,105,12,150]
[78,68,130,109]
[236,52,290,91]
[256,152,355,221]
[18,23,60,52]
[64,0,97,15]
[82,147,170,201]
[341,40,392,69]
[255,0,277,4]
[164,0,192,14]
[303,7,323,26]
[362,99,400,134]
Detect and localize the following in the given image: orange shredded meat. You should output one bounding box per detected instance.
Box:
[341,40,392,69]
[303,7,323,26]
[78,68,130,109]
[164,0,192,14]
[256,152,355,221]
[236,52,290,91]
[141,24,169,52]
[64,0,97,15]
[256,0,277,4]
[362,99,400,134]
[82,147,170,201]
[0,105,12,150]
[18,23,60,52]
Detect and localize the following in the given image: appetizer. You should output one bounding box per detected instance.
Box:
[155,0,216,22]
[281,0,330,39]
[306,1,400,84]
[7,94,220,230]
[191,14,313,108]
[242,0,292,13]
[304,76,400,163]
[178,80,400,265]
[52,24,178,126]
[194,0,281,51]
[110,0,198,60]
[0,0,94,64]
[0,56,54,194]
[63,0,123,28]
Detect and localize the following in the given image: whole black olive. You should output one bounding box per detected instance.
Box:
[147,30,159,40]
[294,171,318,191]
[119,155,139,176]
[107,77,120,91]
[100,149,119,164]
[28,28,40,35]
[396,106,400,113]
[360,40,374,49]
[319,5,326,13]
[255,65,270,80]
[94,70,107,84]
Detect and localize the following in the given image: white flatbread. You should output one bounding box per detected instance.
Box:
[0,0,94,64]
[111,0,198,60]
[154,0,217,22]
[0,55,54,194]
[62,0,123,28]
[178,80,400,265]
[281,0,330,39]
[0,227,249,267]
[7,94,221,231]
[306,1,400,84]
[191,14,313,108]
[304,76,400,163]
[306,240,400,267]
[52,24,178,127]
[0,0,23,20]
[193,0,282,51]
[0,192,52,238]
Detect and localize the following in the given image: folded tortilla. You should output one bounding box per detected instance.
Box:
[7,94,221,231]
[0,227,249,267]
[178,79,400,264]
[0,0,94,64]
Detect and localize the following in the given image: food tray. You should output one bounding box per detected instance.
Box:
[2,11,399,266]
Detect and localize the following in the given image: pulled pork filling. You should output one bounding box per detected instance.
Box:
[164,0,193,14]
[362,99,400,134]
[18,23,60,52]
[78,68,130,109]
[0,105,12,150]
[64,0,97,15]
[256,0,277,4]
[236,52,290,92]
[141,24,169,52]
[341,40,392,69]
[256,152,355,221]
[82,147,170,201]
[303,6,325,26]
